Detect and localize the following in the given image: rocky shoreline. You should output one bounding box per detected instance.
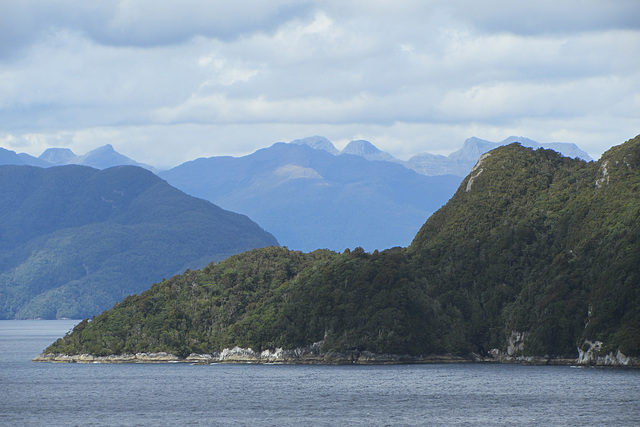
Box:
[32,343,640,367]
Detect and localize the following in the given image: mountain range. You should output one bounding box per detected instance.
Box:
[159,142,462,252]
[0,144,155,171]
[1,135,592,178]
[38,135,639,365]
[0,165,277,319]
[1,135,594,253]
[291,135,593,176]
[159,135,592,251]
[405,136,592,176]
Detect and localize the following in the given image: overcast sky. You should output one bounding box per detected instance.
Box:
[1,0,638,168]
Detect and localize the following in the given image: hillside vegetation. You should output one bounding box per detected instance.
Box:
[43,136,640,361]
[0,165,278,319]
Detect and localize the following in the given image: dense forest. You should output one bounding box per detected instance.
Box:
[42,136,640,362]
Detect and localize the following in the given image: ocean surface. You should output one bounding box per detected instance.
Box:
[1,320,639,426]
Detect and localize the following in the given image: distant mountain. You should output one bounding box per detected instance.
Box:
[341,140,396,162]
[17,153,52,167]
[407,136,593,176]
[39,144,157,171]
[0,165,278,319]
[160,143,462,252]
[292,136,399,162]
[2,135,592,178]
[0,144,157,171]
[0,147,26,165]
[39,147,77,165]
[0,147,52,167]
[290,135,592,177]
[290,136,339,154]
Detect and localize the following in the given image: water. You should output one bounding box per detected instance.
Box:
[1,320,639,426]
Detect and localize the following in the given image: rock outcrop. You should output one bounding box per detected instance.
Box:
[577,340,640,366]
[34,341,638,366]
[33,341,472,365]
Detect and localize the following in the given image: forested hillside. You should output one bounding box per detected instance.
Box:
[41,136,640,363]
[0,165,278,319]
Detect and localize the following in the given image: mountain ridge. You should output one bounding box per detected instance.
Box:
[1,135,592,177]
[290,135,592,176]
[1,144,157,171]
[160,142,462,252]
[0,164,278,319]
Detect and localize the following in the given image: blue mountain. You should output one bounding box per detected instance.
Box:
[406,136,593,176]
[160,143,462,252]
[0,165,278,319]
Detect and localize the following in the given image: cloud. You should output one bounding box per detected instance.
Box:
[0,0,314,59]
[444,0,640,35]
[0,0,639,164]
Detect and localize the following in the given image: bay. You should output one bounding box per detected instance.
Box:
[1,320,639,426]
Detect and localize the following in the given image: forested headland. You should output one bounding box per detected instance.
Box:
[38,135,640,365]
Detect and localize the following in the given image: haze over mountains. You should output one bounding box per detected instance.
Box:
[406,136,592,176]
[160,143,462,252]
[1,135,594,253]
[0,144,155,171]
[2,135,592,176]
[291,135,593,176]
[0,165,277,319]
[159,135,590,251]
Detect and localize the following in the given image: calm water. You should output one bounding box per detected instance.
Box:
[1,321,639,426]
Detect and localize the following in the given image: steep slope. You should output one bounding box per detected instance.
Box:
[40,135,639,364]
[0,165,278,319]
[408,137,638,357]
[160,143,462,252]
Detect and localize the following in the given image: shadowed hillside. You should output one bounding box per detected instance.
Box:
[0,165,278,319]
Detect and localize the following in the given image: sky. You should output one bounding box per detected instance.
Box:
[0,0,639,168]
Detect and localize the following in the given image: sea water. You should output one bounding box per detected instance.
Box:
[1,320,639,426]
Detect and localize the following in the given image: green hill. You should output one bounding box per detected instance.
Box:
[39,136,640,364]
[0,165,278,319]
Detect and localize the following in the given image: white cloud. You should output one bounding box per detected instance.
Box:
[0,0,639,165]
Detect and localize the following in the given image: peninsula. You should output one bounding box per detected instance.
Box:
[35,136,640,367]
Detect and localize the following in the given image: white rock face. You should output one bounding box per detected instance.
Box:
[506,330,528,356]
[578,340,603,364]
[595,161,610,188]
[465,153,490,192]
[577,340,639,366]
[259,347,283,360]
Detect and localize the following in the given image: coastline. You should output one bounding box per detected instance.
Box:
[32,345,639,367]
